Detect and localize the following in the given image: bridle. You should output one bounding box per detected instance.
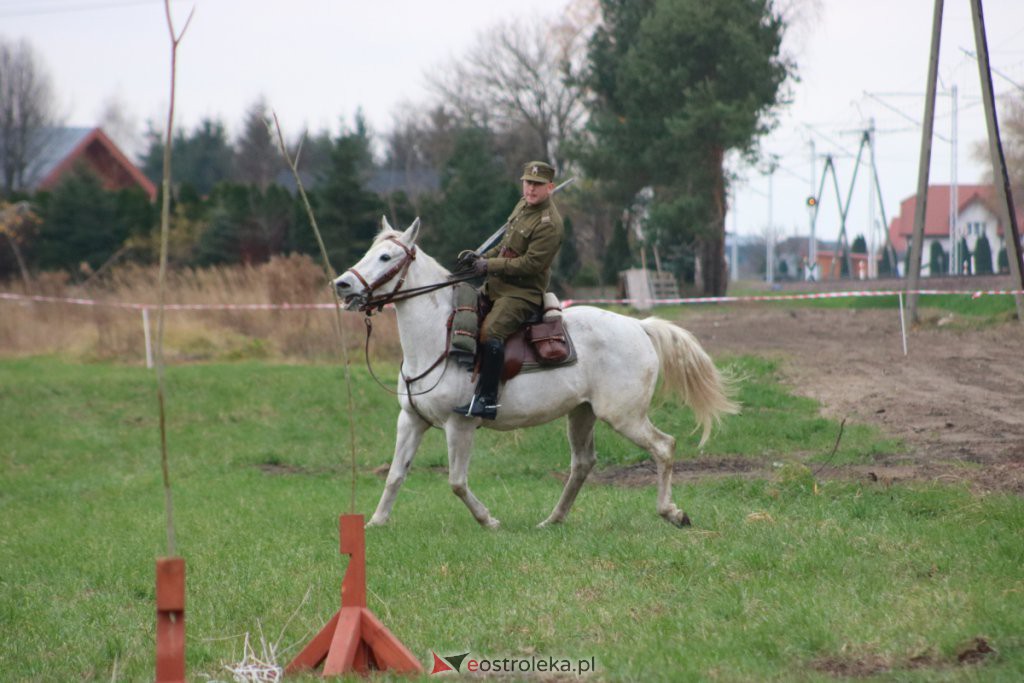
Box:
[344,236,418,314]
[344,236,479,314]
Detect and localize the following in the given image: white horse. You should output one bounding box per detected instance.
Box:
[334,218,738,529]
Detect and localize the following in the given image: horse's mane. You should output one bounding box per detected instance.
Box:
[371,228,403,246]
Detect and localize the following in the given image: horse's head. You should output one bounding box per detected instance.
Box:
[333,216,421,310]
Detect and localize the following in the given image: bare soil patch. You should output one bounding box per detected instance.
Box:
[605,305,1024,493]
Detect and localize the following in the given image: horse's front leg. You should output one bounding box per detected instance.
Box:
[367,409,430,527]
[445,420,500,529]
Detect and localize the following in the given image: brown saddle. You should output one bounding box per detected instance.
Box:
[501,317,578,381]
[448,284,578,381]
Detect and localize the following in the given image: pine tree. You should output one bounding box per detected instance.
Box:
[929,241,947,276]
[32,168,137,273]
[312,115,384,268]
[420,127,518,267]
[602,219,632,286]
[958,237,971,274]
[582,0,791,296]
[555,214,581,290]
[234,98,280,190]
[974,234,993,274]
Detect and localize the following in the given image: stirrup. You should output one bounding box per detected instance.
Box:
[453,394,499,420]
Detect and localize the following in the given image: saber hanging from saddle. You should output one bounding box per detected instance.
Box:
[468,177,577,258]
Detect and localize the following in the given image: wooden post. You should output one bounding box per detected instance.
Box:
[907,0,945,323]
[155,557,186,683]
[970,0,1024,322]
[285,514,423,677]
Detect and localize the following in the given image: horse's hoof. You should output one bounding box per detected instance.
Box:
[482,517,501,530]
[663,509,691,528]
[365,516,388,528]
[537,518,562,529]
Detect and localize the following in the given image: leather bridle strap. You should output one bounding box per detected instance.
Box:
[345,237,417,312]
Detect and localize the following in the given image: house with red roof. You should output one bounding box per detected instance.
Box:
[24,127,156,201]
[887,184,1022,275]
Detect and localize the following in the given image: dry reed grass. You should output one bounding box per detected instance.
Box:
[0,254,402,363]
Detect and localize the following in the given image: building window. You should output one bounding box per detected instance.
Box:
[965,221,987,237]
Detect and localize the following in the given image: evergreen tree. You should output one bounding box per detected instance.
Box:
[958,237,971,274]
[32,168,137,273]
[312,115,384,268]
[582,0,791,296]
[998,247,1009,273]
[554,214,581,291]
[974,234,993,274]
[602,219,631,286]
[234,98,280,189]
[178,118,234,196]
[851,235,867,253]
[877,246,898,276]
[140,118,234,196]
[198,183,299,265]
[420,126,518,268]
[929,241,947,276]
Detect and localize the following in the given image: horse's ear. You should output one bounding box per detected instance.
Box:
[401,217,421,246]
[380,215,393,233]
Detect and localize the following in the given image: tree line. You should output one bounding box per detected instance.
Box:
[2,0,800,296]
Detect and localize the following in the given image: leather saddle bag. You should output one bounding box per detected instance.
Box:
[526,319,571,364]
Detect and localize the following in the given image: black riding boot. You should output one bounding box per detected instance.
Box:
[453,338,504,420]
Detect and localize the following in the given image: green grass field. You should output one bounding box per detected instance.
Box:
[2,357,1022,681]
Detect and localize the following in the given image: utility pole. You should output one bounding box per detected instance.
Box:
[868,120,878,279]
[765,156,778,284]
[907,0,944,323]
[970,0,1024,321]
[949,84,959,275]
[730,187,739,283]
[808,139,817,279]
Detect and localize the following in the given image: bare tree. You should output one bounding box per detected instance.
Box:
[426,9,593,173]
[0,38,59,196]
[999,94,1024,210]
[97,94,142,160]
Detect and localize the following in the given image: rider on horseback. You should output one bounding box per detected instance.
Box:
[454,161,564,420]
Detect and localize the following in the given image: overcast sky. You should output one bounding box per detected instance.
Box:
[4,0,1024,245]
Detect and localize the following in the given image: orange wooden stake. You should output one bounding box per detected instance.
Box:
[285,514,423,677]
[155,557,186,683]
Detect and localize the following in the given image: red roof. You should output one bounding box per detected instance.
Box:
[35,127,156,201]
[887,184,1023,252]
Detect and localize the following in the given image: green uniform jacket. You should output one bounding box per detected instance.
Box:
[482,196,564,307]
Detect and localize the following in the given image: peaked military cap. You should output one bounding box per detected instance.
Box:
[520,160,556,183]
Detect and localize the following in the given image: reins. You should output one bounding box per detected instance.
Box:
[361,314,451,398]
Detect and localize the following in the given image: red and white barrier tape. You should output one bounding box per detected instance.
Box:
[0,292,336,310]
[561,289,1024,307]
[2,288,1022,311]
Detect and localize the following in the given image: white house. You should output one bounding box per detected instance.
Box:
[887,184,1021,275]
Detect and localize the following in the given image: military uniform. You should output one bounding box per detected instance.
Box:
[480,183,564,341]
[454,160,564,420]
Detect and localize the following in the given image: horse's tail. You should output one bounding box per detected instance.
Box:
[640,317,740,447]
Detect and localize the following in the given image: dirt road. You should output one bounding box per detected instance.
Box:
[674,305,1023,493]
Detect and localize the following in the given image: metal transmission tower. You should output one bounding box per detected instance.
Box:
[806,131,900,279]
